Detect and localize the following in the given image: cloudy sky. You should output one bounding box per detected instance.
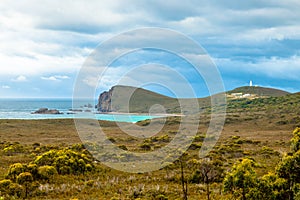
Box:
[1,0,300,98]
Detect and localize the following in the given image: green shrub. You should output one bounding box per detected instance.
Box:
[156,194,168,200]
[0,179,12,193]
[6,163,26,180]
[27,163,38,179]
[0,179,23,197]
[70,143,85,151]
[188,143,202,150]
[231,135,240,140]
[7,182,23,197]
[139,142,151,151]
[85,180,95,187]
[34,149,94,175]
[86,164,93,172]
[107,137,116,143]
[190,169,201,184]
[194,135,205,142]
[16,172,34,198]
[17,172,33,185]
[118,144,128,150]
[260,146,279,156]
[2,143,25,156]
[223,158,258,199]
[153,135,170,143]
[37,165,57,180]
[291,127,300,152]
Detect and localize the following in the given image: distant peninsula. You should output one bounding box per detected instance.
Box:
[96,85,290,114]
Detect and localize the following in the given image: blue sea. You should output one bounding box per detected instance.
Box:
[0,98,159,123]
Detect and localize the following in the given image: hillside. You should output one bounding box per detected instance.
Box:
[96,85,291,114]
[227,86,290,97]
[96,85,180,113]
[227,92,300,112]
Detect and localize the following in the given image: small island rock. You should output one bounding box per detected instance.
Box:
[32,108,63,114]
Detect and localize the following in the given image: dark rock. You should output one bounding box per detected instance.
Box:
[32,108,63,114]
[69,109,83,112]
[84,103,93,108]
[66,112,76,114]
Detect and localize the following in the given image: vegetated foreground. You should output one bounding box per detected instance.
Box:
[0,93,300,199]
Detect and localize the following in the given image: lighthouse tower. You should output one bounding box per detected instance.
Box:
[249,80,253,87]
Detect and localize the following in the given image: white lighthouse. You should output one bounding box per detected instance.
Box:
[249,80,253,87]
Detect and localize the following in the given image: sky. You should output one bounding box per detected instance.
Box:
[1,0,300,98]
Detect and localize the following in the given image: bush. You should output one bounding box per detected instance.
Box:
[260,146,280,156]
[6,163,26,180]
[7,182,23,197]
[16,172,34,198]
[291,127,300,152]
[37,165,57,180]
[16,172,33,185]
[27,163,38,179]
[118,145,128,150]
[0,179,12,192]
[2,143,25,156]
[139,143,151,151]
[189,143,202,150]
[152,135,170,143]
[0,179,23,197]
[34,149,94,175]
[190,170,201,184]
[194,135,205,142]
[223,158,258,199]
[156,194,168,200]
[85,180,95,187]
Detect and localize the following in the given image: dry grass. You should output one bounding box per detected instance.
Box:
[0,107,297,199]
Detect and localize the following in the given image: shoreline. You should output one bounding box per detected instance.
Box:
[0,112,183,123]
[96,111,185,117]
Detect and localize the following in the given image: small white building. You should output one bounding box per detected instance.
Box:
[231,93,243,97]
[242,94,251,98]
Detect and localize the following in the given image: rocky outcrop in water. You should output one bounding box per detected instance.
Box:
[32,108,62,114]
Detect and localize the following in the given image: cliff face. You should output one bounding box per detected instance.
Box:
[96,88,113,112]
[96,85,179,113]
[96,85,134,112]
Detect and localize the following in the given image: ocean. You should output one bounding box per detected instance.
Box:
[0,98,159,123]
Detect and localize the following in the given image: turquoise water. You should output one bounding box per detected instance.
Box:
[0,99,159,123]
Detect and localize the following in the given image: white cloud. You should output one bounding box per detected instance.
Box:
[82,76,99,88]
[0,1,299,74]
[12,75,27,82]
[41,75,70,81]
[235,25,300,41]
[0,52,85,76]
[216,55,300,80]
[82,67,125,89]
[53,75,70,79]
[1,0,300,97]
[2,85,10,89]
[41,76,58,81]
[168,16,217,35]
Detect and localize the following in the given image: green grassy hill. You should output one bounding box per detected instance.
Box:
[107,85,180,113]
[227,86,290,97]
[98,85,216,114]
[98,85,291,114]
[227,92,300,113]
